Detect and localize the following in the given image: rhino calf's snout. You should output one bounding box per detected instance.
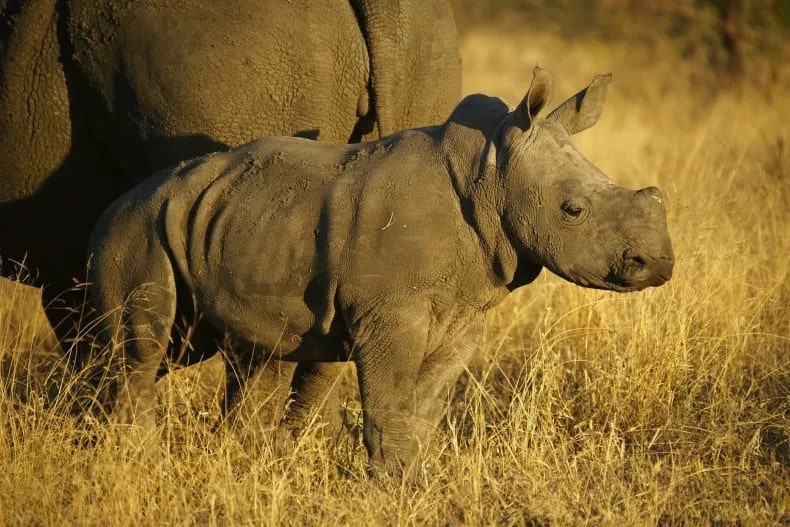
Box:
[622,250,674,287]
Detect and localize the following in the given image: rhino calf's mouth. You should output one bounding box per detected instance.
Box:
[613,251,674,290]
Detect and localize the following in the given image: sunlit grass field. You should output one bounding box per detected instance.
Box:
[0,26,787,525]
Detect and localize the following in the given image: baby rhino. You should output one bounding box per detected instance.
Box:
[88,68,674,475]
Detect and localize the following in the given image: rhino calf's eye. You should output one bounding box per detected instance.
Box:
[560,199,590,224]
[562,202,583,217]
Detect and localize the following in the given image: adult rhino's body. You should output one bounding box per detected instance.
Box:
[0,0,460,297]
[89,69,674,475]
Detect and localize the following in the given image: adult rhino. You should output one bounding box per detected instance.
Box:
[87,68,674,476]
[0,0,460,424]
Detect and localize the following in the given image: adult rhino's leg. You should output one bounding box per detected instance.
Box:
[1,0,135,378]
[0,0,71,208]
[0,276,63,356]
[350,0,461,137]
[0,0,127,300]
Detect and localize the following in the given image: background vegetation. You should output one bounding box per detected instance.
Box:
[1,2,787,524]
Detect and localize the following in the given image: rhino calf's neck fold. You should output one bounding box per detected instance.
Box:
[88,68,674,477]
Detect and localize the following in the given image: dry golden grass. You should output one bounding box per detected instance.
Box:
[0,28,788,525]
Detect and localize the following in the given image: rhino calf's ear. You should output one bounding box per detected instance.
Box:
[513,66,554,132]
[548,73,612,135]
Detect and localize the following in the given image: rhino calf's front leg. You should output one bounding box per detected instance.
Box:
[353,308,480,477]
[412,318,483,443]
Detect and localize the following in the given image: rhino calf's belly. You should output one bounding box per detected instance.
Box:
[191,283,348,362]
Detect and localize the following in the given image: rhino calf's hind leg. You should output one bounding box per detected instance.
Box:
[221,343,295,439]
[91,248,177,432]
[282,362,347,438]
[222,342,269,419]
[108,289,176,431]
[222,353,348,447]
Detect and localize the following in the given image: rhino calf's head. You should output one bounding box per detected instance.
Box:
[494,68,674,291]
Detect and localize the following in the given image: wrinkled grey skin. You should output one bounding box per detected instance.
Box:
[88,69,674,475]
[0,0,460,431]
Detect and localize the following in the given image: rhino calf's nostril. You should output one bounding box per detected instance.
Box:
[626,255,647,268]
